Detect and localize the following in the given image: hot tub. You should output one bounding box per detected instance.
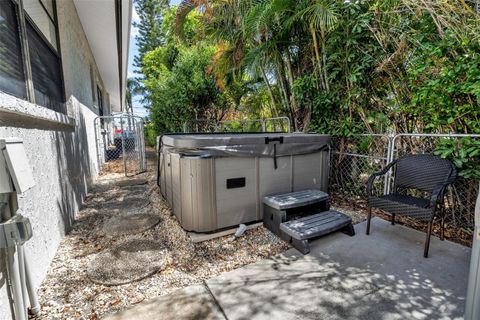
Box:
[157,133,331,232]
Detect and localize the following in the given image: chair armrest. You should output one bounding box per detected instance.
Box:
[429,184,447,208]
[429,168,458,208]
[366,160,397,196]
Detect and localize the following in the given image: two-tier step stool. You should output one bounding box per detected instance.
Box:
[263,189,355,254]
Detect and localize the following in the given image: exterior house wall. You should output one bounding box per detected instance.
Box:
[0,0,111,318]
[58,0,104,114]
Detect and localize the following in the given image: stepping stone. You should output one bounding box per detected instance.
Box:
[116,178,148,187]
[87,239,169,286]
[119,184,148,193]
[102,213,160,236]
[101,195,150,213]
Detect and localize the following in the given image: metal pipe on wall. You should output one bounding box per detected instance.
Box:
[1,191,40,319]
[5,246,26,320]
[1,194,26,320]
[17,245,28,316]
[24,253,40,315]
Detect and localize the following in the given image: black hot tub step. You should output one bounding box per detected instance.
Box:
[263,189,329,210]
[280,210,355,254]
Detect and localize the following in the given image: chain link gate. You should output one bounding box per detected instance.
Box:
[94,115,147,177]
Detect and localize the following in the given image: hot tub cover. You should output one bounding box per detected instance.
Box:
[160,133,330,157]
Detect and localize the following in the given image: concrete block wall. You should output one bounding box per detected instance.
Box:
[0,0,113,318]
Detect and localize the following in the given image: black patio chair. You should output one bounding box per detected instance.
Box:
[366,154,457,258]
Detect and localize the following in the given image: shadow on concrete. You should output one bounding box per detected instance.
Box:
[104,218,470,320]
[204,218,470,320]
[105,284,226,320]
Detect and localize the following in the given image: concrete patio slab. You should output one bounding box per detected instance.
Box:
[207,218,471,320]
[104,218,471,320]
[104,284,226,320]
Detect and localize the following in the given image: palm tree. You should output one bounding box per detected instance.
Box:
[293,0,338,92]
[173,0,339,131]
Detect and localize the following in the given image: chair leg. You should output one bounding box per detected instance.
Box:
[424,220,433,258]
[391,214,395,225]
[366,206,372,235]
[440,211,445,241]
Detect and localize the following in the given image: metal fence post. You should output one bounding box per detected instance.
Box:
[384,133,397,195]
[93,117,101,174]
[120,117,127,176]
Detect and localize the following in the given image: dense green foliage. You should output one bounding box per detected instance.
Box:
[165,0,480,135]
[133,0,169,70]
[141,9,230,132]
[133,0,480,173]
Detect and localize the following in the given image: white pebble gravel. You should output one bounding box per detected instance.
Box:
[33,160,289,319]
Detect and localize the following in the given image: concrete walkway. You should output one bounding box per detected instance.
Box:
[105,218,471,320]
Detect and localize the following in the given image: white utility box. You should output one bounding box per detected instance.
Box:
[0,138,35,194]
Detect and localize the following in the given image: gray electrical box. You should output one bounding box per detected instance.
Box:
[0,138,35,247]
[0,138,35,194]
[0,214,33,248]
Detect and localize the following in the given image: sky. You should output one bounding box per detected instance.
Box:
[128,0,182,117]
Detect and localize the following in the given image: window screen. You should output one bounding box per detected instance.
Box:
[26,20,64,113]
[0,0,27,99]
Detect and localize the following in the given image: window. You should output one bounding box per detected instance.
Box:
[90,65,96,104]
[23,0,57,50]
[27,19,64,112]
[0,0,27,99]
[0,0,65,113]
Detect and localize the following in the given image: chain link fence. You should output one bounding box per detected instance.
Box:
[94,115,147,177]
[182,119,217,133]
[330,133,480,247]
[183,117,291,133]
[390,134,479,246]
[329,134,390,207]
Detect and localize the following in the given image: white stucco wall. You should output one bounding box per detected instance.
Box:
[0,0,113,318]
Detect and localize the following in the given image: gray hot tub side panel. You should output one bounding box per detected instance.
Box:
[179,157,217,232]
[159,134,331,232]
[215,157,259,229]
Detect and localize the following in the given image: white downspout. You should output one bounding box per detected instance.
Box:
[1,194,26,320]
[465,183,480,319]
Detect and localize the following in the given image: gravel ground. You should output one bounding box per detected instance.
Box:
[33,150,371,320]
[33,161,289,319]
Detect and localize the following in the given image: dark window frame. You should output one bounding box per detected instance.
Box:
[1,0,65,113]
[97,85,104,117]
[0,0,28,99]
